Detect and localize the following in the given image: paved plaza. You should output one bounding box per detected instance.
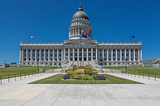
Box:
[0,73,160,106]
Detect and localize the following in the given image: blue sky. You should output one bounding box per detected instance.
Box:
[0,0,160,64]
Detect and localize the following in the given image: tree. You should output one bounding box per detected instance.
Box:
[11,62,17,64]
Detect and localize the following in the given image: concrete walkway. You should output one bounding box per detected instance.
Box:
[106,73,160,84]
[0,73,160,106]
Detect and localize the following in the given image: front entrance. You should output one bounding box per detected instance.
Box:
[79,57,82,61]
[84,57,86,61]
[75,57,77,61]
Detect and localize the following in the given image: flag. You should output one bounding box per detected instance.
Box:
[81,28,90,34]
[131,35,134,38]
[31,35,33,38]
[82,34,84,37]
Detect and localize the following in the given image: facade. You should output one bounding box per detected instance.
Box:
[19,4,143,67]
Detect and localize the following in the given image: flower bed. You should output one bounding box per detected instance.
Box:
[63,65,104,80]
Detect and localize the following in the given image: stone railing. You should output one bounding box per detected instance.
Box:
[20,42,63,45]
[98,42,142,45]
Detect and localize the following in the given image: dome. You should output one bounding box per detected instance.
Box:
[72,4,89,20]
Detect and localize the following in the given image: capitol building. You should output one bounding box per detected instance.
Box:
[19,4,143,67]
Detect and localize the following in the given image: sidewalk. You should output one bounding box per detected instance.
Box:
[106,73,160,84]
[0,73,160,106]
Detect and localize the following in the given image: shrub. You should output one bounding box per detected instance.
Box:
[82,75,88,80]
[67,71,76,74]
[66,69,73,73]
[85,65,89,67]
[73,65,77,68]
[84,69,94,76]
[87,76,93,80]
[93,69,98,73]
[70,74,82,79]
[82,75,93,80]
[63,74,72,79]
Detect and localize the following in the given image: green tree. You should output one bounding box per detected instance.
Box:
[11,62,17,64]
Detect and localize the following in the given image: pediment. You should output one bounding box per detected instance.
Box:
[64,39,97,45]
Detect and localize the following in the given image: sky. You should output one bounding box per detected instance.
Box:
[0,0,160,64]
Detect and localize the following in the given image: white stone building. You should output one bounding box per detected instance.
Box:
[19,4,143,67]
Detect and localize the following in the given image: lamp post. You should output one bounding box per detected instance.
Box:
[37,59,39,72]
[125,58,127,71]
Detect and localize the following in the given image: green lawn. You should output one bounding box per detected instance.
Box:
[29,74,143,84]
[0,66,57,79]
[105,66,160,78]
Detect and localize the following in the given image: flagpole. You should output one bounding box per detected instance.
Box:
[130,36,131,43]
[30,35,31,43]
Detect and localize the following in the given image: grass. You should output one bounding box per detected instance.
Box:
[0,66,57,79]
[29,74,143,84]
[105,66,160,78]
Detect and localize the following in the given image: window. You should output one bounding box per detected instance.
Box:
[46,50,48,52]
[70,53,73,56]
[75,53,77,56]
[84,49,86,51]
[59,49,61,52]
[126,53,128,56]
[100,53,102,56]
[104,49,106,52]
[54,63,56,65]
[113,49,115,52]
[50,63,52,65]
[65,49,68,51]
[93,49,95,51]
[51,50,53,52]
[88,49,91,51]
[108,50,111,52]
[79,49,82,51]
[88,53,91,56]
[100,49,102,52]
[93,53,95,56]
[66,53,68,56]
[55,49,57,52]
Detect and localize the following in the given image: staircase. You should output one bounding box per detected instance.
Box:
[89,61,101,68]
[61,61,73,68]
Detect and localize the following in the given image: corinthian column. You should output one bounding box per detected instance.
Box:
[77,48,79,61]
[73,48,75,61]
[91,48,93,61]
